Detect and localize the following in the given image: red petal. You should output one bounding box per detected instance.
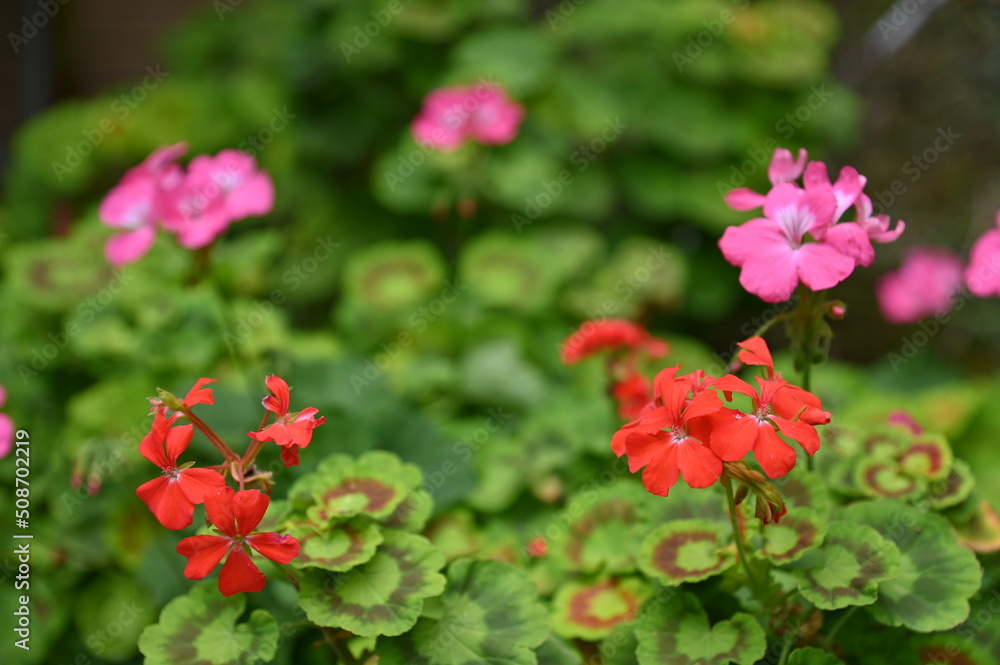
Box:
[713,375,758,402]
[138,412,172,468]
[640,449,680,497]
[753,426,798,478]
[204,486,238,536]
[218,546,266,596]
[262,375,290,416]
[177,535,231,579]
[163,424,194,466]
[176,468,227,505]
[137,477,196,530]
[708,412,760,462]
[683,389,724,422]
[737,337,774,374]
[772,417,821,455]
[183,377,217,407]
[280,445,300,467]
[247,532,300,564]
[232,490,269,535]
[622,431,668,473]
[676,438,723,488]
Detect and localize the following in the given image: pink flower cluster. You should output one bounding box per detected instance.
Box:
[966,210,1000,299]
[719,148,905,302]
[411,83,524,152]
[99,143,275,266]
[0,385,13,459]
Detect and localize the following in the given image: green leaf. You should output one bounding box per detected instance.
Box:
[550,578,647,641]
[840,499,983,631]
[634,592,765,665]
[551,482,650,573]
[411,559,549,665]
[854,457,926,500]
[290,451,424,523]
[536,635,583,665]
[298,530,446,637]
[288,518,383,572]
[638,519,735,585]
[927,460,975,510]
[786,647,846,664]
[793,520,901,611]
[138,583,278,665]
[952,499,1000,553]
[898,433,953,480]
[75,575,157,661]
[755,509,828,565]
[776,469,833,514]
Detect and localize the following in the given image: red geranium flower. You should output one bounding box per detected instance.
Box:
[611,367,725,496]
[710,374,824,479]
[560,319,668,365]
[611,373,653,420]
[177,487,300,596]
[136,411,227,530]
[247,375,325,466]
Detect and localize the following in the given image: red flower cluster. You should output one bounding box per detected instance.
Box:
[611,337,830,496]
[135,375,321,595]
[561,319,669,419]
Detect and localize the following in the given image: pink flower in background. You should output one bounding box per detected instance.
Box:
[720,147,905,302]
[0,384,13,459]
[719,183,855,302]
[876,247,964,324]
[411,83,523,151]
[99,144,274,263]
[99,142,187,266]
[966,210,1000,298]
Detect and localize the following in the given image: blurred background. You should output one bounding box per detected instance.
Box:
[1,1,999,663]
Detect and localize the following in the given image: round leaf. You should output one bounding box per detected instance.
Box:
[411,558,549,665]
[638,519,735,585]
[289,519,383,572]
[840,499,983,631]
[634,591,765,665]
[298,530,446,637]
[551,577,646,641]
[755,509,828,565]
[138,583,279,665]
[794,520,901,611]
[787,647,846,664]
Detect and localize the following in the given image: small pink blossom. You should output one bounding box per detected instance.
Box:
[411,83,523,152]
[965,210,1000,298]
[724,148,807,211]
[99,145,274,263]
[876,247,964,324]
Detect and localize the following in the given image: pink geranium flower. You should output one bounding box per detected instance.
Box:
[876,247,964,324]
[719,183,856,302]
[965,210,1000,298]
[99,143,187,266]
[411,83,523,151]
[99,145,274,263]
[724,148,807,211]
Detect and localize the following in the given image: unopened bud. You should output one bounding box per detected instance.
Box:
[155,388,183,412]
[829,301,846,319]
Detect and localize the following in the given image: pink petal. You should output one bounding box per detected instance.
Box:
[724,187,767,211]
[718,218,781,267]
[105,226,156,267]
[768,148,808,185]
[823,222,875,267]
[99,177,158,228]
[794,242,856,293]
[966,228,1000,297]
[0,413,12,459]
[226,172,274,219]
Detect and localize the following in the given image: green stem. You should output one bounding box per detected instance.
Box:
[322,627,359,665]
[776,631,796,665]
[824,606,857,647]
[722,474,763,596]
